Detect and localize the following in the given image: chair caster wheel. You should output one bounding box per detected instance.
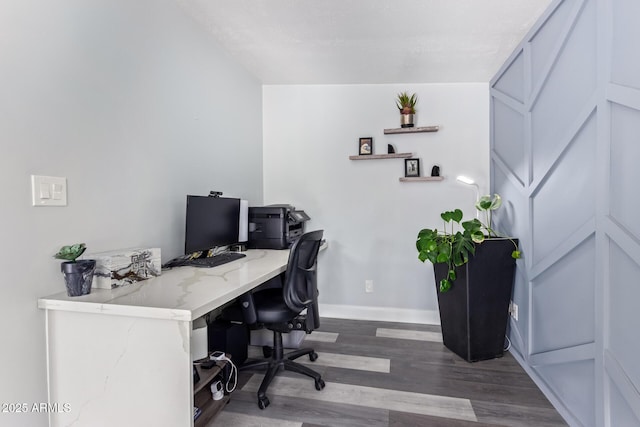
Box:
[262,346,272,358]
[315,378,325,390]
[258,396,270,409]
[309,351,318,362]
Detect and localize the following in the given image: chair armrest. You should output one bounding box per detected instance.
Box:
[306,299,320,331]
[237,292,258,325]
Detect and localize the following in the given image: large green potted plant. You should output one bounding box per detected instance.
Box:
[54,243,96,297]
[416,194,520,362]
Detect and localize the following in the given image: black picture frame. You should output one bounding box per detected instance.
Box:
[359,137,373,155]
[405,158,420,177]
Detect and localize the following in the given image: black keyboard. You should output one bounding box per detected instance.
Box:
[185,252,246,268]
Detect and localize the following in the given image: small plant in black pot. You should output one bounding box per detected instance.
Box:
[54,243,96,297]
[416,194,521,362]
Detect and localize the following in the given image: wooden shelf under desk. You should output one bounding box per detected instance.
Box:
[194,394,229,427]
[349,153,412,160]
[193,359,229,427]
[193,360,226,395]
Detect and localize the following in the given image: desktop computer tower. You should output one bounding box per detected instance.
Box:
[207,320,248,365]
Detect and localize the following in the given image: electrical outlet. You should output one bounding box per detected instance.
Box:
[365,280,374,293]
[509,301,519,321]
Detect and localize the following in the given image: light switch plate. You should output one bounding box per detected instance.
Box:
[31,175,67,206]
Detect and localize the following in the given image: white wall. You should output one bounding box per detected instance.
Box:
[0,1,262,425]
[263,84,489,322]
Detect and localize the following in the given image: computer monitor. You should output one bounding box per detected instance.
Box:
[184,195,240,255]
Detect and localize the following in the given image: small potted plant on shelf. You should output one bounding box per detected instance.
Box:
[396,92,417,128]
[54,243,96,297]
[416,194,521,362]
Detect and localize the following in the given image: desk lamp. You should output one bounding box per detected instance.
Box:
[456,175,480,218]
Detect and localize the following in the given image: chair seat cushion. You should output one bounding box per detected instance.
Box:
[253,288,298,324]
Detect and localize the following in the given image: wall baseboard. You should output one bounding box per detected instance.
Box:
[319,304,440,325]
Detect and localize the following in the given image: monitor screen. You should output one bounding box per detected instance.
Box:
[185,196,240,254]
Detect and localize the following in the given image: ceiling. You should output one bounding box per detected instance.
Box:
[177,0,552,85]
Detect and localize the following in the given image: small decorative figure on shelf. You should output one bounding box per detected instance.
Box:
[387,144,395,154]
[431,165,440,177]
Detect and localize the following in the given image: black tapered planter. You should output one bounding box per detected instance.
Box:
[61,260,96,297]
[434,238,518,362]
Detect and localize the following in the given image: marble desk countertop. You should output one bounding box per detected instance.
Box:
[38,249,291,322]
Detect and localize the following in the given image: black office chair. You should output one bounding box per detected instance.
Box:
[237,230,325,409]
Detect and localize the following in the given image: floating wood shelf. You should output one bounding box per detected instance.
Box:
[384,126,440,135]
[349,153,413,160]
[399,176,445,182]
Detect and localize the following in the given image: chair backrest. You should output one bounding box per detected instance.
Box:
[283,230,323,329]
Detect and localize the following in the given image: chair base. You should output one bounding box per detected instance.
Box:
[241,330,325,409]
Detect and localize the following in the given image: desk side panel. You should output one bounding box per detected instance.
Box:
[46,310,191,427]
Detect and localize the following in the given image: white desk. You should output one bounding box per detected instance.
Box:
[38,248,298,427]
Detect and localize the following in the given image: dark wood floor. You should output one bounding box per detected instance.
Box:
[211,318,567,427]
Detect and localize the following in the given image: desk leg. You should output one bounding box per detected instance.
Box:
[45,310,192,427]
